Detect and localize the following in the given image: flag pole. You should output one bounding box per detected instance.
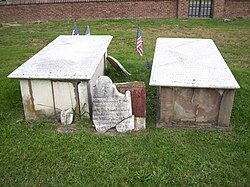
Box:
[138,23,151,69]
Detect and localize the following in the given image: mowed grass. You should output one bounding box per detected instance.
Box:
[0,18,249,186]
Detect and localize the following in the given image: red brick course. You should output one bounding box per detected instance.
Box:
[224,0,250,18]
[0,0,177,21]
[0,0,249,20]
[116,82,146,118]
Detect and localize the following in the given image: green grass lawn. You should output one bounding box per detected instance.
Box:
[0,18,249,186]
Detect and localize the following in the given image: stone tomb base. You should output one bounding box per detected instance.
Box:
[157,87,235,130]
[116,82,146,131]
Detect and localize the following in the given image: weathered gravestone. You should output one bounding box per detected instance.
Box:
[92,76,134,133]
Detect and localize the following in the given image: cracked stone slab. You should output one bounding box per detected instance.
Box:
[150,38,240,89]
[92,76,134,133]
[60,108,74,125]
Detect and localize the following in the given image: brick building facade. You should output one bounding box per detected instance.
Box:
[0,0,249,20]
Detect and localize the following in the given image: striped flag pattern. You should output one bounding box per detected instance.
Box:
[136,25,143,56]
[72,22,79,35]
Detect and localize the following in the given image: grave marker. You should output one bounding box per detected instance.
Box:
[92,76,134,133]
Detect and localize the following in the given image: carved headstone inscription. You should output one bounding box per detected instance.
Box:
[92,76,134,133]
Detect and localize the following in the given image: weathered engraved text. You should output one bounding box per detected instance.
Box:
[92,76,134,133]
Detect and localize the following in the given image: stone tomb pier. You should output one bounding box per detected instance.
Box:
[149,38,240,130]
[116,82,146,130]
[8,35,112,121]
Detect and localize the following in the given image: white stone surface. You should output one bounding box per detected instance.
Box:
[20,80,55,120]
[134,117,146,131]
[52,81,76,112]
[78,81,90,117]
[116,115,135,133]
[60,108,74,125]
[149,38,240,89]
[92,76,134,133]
[30,80,55,116]
[20,80,37,120]
[19,79,91,121]
[8,35,112,80]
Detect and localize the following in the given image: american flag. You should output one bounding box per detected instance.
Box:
[84,24,90,35]
[136,25,143,56]
[72,22,79,35]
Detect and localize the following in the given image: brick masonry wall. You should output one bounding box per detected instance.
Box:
[177,0,189,18]
[224,0,250,18]
[213,0,225,18]
[0,0,249,20]
[0,0,178,21]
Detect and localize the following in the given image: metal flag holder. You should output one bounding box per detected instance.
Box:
[144,50,151,69]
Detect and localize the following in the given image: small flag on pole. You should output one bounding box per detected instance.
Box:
[72,21,79,35]
[136,25,143,56]
[84,24,90,36]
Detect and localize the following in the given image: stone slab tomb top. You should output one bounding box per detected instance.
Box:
[149,38,240,89]
[8,35,112,80]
